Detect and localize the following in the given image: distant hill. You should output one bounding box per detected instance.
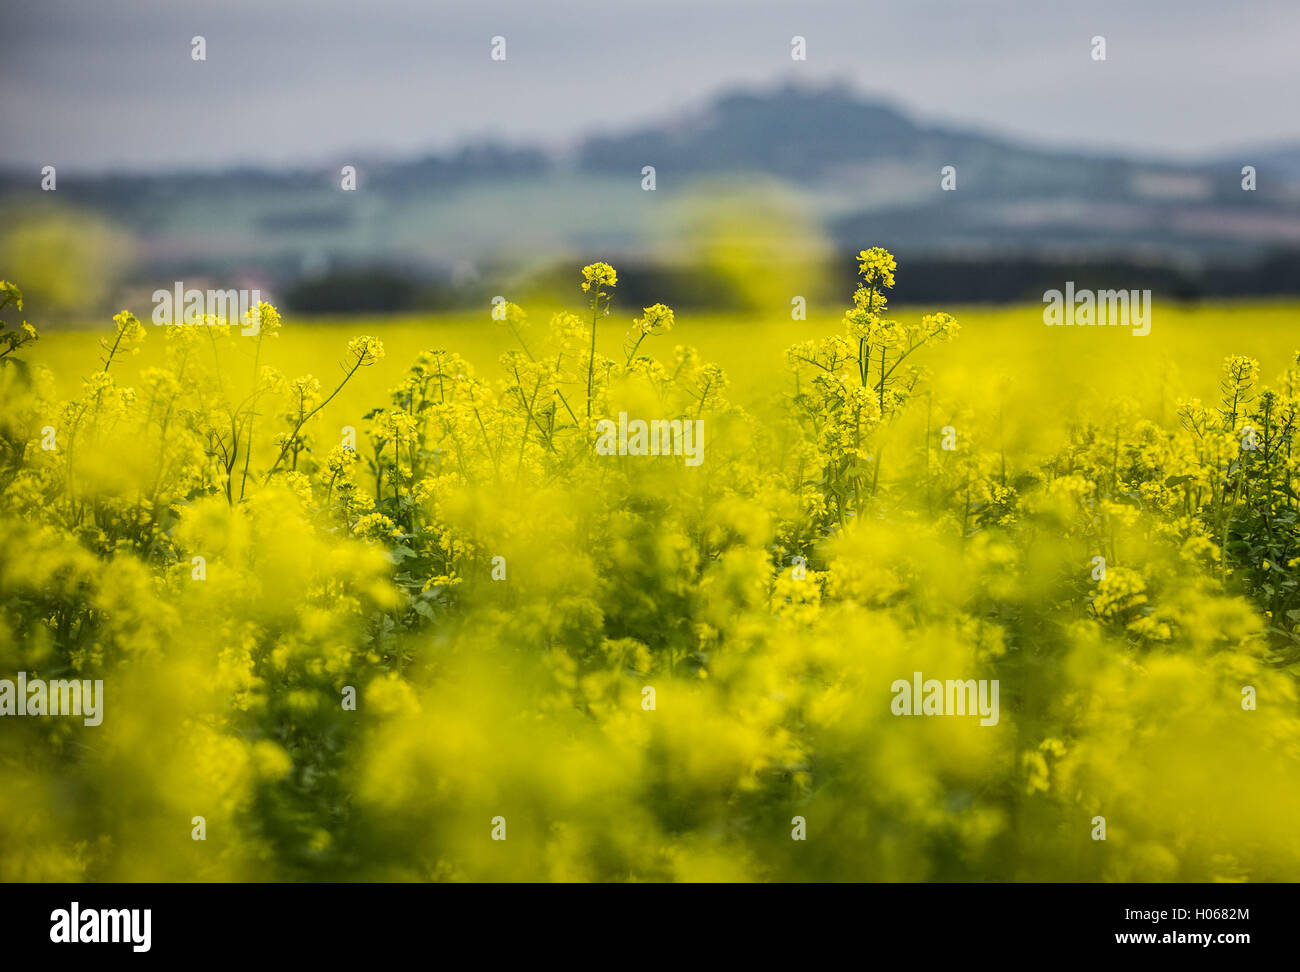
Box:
[580,82,1079,182]
[576,82,1300,265]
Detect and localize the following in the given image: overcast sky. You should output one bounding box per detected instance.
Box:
[2,0,1298,172]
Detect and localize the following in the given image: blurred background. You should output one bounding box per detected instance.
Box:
[3,0,1300,321]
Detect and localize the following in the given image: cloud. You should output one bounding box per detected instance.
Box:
[2,0,1298,170]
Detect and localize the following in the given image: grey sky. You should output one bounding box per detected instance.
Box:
[2,0,1297,172]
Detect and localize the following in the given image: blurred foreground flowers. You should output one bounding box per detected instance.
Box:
[2,254,1299,882]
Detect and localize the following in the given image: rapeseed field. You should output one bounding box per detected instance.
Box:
[2,251,1298,882]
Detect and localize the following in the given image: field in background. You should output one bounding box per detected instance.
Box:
[28,299,1300,450]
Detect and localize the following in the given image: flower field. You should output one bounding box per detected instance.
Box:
[2,252,1299,882]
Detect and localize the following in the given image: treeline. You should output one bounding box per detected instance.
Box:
[277,250,1300,315]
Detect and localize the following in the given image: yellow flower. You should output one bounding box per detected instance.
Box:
[105,310,146,356]
[254,301,282,336]
[353,512,398,540]
[493,301,528,327]
[919,311,960,342]
[347,335,385,365]
[325,446,359,475]
[580,262,618,293]
[1092,566,1148,620]
[0,280,23,310]
[635,303,675,336]
[856,247,897,288]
